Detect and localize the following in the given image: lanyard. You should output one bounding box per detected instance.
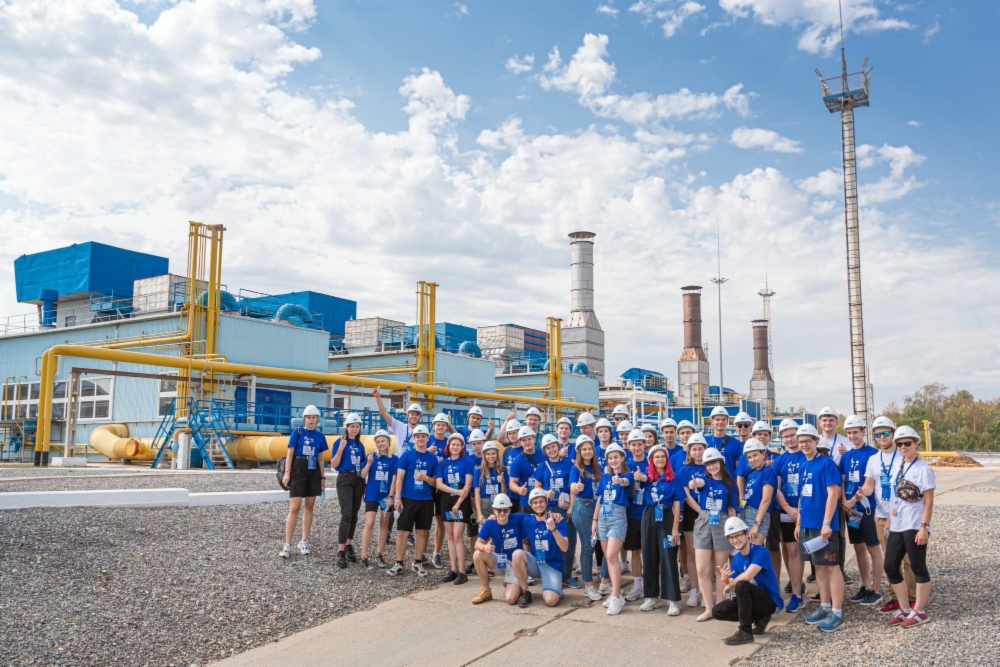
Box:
[880,449,898,479]
[897,457,919,488]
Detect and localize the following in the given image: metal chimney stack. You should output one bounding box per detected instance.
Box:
[677,286,709,408]
[749,319,776,422]
[562,231,605,385]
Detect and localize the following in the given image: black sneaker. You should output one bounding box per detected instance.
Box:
[784,582,792,594]
[517,589,532,608]
[338,552,348,569]
[431,553,444,569]
[752,614,771,635]
[465,562,475,575]
[442,569,458,583]
[723,629,754,646]
[843,573,854,585]
[850,587,869,603]
[455,572,469,585]
[362,558,373,571]
[860,589,883,606]
[376,554,388,569]
[809,593,821,603]
[346,544,358,563]
[806,572,816,583]
[801,583,807,595]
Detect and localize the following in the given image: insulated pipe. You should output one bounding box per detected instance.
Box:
[88,424,157,460]
[226,434,402,463]
[337,280,429,376]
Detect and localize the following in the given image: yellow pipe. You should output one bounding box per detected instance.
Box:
[2,375,13,420]
[37,354,50,449]
[336,280,429,377]
[426,281,437,407]
[89,424,157,460]
[495,316,563,394]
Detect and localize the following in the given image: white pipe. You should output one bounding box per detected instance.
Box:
[177,432,191,470]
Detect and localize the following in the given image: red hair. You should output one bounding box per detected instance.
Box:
[647,453,675,482]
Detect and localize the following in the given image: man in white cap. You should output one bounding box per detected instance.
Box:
[817,407,849,466]
[373,387,421,455]
[458,405,495,445]
[705,406,742,478]
[577,412,597,443]
[713,517,783,645]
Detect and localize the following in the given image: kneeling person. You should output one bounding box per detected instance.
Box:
[713,518,784,645]
[510,488,569,608]
[471,493,524,604]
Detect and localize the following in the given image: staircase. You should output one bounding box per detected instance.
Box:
[150,398,236,470]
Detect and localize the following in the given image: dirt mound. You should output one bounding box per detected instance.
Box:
[930,454,983,468]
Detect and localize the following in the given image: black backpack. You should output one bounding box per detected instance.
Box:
[276,428,304,490]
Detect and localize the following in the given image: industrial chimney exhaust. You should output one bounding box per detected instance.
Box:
[677,286,709,407]
[750,319,776,422]
[562,231,605,385]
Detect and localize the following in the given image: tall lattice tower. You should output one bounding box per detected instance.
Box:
[815,5,874,427]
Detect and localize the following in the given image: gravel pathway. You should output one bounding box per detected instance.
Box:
[0,499,439,667]
[951,477,1000,493]
[0,467,144,478]
[745,504,999,667]
[0,472,277,494]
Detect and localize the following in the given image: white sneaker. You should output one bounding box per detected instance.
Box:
[598,582,612,596]
[679,576,690,593]
[625,581,644,602]
[640,598,662,612]
[686,590,700,607]
[584,586,603,601]
[667,601,681,616]
[279,544,291,558]
[607,595,625,616]
[620,560,631,574]
[298,540,310,556]
[603,596,611,608]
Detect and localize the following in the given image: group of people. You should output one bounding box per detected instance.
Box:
[279,395,936,644]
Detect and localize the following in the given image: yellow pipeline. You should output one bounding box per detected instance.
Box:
[37,344,598,451]
[495,317,563,394]
[89,424,157,460]
[338,280,433,377]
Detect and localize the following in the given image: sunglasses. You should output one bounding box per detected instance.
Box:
[874,430,893,438]
[896,440,916,447]
[495,508,510,513]
[736,424,750,428]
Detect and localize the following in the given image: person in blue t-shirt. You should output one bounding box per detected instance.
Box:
[774,420,807,612]
[838,415,883,607]
[639,445,684,614]
[474,441,506,523]
[359,429,398,570]
[592,444,633,615]
[508,425,544,508]
[500,421,522,501]
[622,429,649,603]
[536,434,579,590]
[280,405,329,559]
[554,417,575,460]
[470,493,526,605]
[426,413,452,570]
[678,433,708,607]
[331,412,368,569]
[436,433,474,585]
[387,425,438,578]
[704,407,741,478]
[689,446,739,621]
[509,488,569,608]
[712,517,783,645]
[569,435,603,601]
[456,405,495,447]
[795,424,846,633]
[740,439,777,547]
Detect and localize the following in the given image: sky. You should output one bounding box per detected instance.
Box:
[0,0,997,414]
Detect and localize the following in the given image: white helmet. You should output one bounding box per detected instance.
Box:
[344,412,362,425]
[818,406,838,418]
[743,438,766,454]
[648,445,667,458]
[413,425,430,436]
[576,434,594,446]
[468,405,484,417]
[469,429,487,442]
[517,425,536,440]
[640,423,657,433]
[751,421,770,435]
[540,433,559,449]
[778,418,799,434]
[893,425,921,444]
[406,403,423,415]
[844,414,866,430]
[612,404,630,417]
[677,419,695,430]
[525,407,543,419]
[734,412,752,425]
[374,429,391,441]
[817,438,832,451]
[604,443,627,457]
[616,420,633,433]
[505,419,522,432]
[577,412,597,427]
[710,406,729,418]
[528,488,548,503]
[702,447,725,463]
[447,432,466,445]
[660,418,677,429]
[872,416,896,431]
[796,424,820,440]
[556,417,573,427]
[432,413,449,425]
[482,441,500,453]
[595,417,613,430]
[724,516,749,537]
[627,429,646,443]
[492,493,513,509]
[687,432,708,446]
[303,405,321,417]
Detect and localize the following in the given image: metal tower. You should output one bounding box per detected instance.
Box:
[815,3,874,427]
[710,220,727,396]
[758,277,776,381]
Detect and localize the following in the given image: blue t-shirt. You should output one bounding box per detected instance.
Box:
[732,544,784,611]
[397,448,439,501]
[596,471,634,507]
[706,434,741,476]
[569,465,601,500]
[363,453,399,502]
[522,513,568,573]
[743,464,778,510]
[665,445,687,473]
[331,436,366,474]
[536,458,574,508]
[776,451,807,507]
[474,466,504,500]
[625,454,649,519]
[428,435,449,462]
[594,443,610,471]
[559,440,576,462]
[678,464,706,507]
[644,475,684,506]
[509,449,545,501]
[799,455,841,530]
[477,517,527,566]
[502,444,523,471]
[436,456,474,498]
[287,428,329,470]
[699,477,738,513]
[839,444,878,497]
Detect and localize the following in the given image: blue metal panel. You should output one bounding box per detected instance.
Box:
[267,291,356,336]
[217,314,329,372]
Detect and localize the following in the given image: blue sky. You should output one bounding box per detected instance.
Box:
[0,0,997,412]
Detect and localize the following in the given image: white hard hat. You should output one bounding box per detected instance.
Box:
[612,404,630,417]
[640,423,657,433]
[648,445,667,458]
[677,420,695,430]
[492,493,513,509]
[447,432,466,444]
[627,429,646,443]
[406,403,423,414]
[556,417,573,427]
[576,434,594,446]
[517,425,536,439]
[702,447,725,464]
[540,434,559,449]
[577,412,597,427]
[482,441,500,453]
[734,412,752,424]
[872,416,896,431]
[525,407,543,418]
[660,418,677,429]
[724,516,749,537]
[604,443,627,457]
[743,438,766,454]
[528,488,548,503]
[710,406,729,418]
[844,414,867,430]
[469,429,487,442]
[751,421,770,435]
[818,406,838,418]
[413,425,430,436]
[616,420,633,433]
[817,439,832,451]
[595,418,613,430]
[687,432,707,446]
[796,424,820,440]
[893,425,921,444]
[303,405,321,417]
[778,418,799,434]
[344,412,362,425]
[374,429,391,441]
[468,405,484,417]
[432,413,449,425]
[505,419,522,432]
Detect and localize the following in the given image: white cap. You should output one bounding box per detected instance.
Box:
[517,425,536,439]
[612,404,630,417]
[469,429,487,442]
[796,424,820,440]
[604,443,627,457]
[525,407,543,419]
[468,406,484,417]
[743,438,766,454]
[724,517,749,536]
[640,423,657,433]
[595,417,613,430]
[734,412,752,424]
[702,447,725,463]
[447,432,466,444]
[576,412,597,427]
[648,445,667,458]
[677,420,695,430]
[556,417,573,427]
[344,412,362,425]
[505,419,522,432]
[540,434,559,449]
[492,492,512,509]
[751,421,770,435]
[374,429,391,441]
[687,432,707,446]
[660,418,677,429]
[844,414,866,430]
[432,413,449,424]
[893,425,921,444]
[627,429,646,443]
[872,416,896,431]
[818,406,838,418]
[413,425,430,436]
[778,418,799,434]
[482,441,500,453]
[576,434,594,446]
[616,420,633,433]
[303,405,321,417]
[406,403,423,415]
[528,488,548,502]
[710,406,729,418]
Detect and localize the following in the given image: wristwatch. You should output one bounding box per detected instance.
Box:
[921,523,932,533]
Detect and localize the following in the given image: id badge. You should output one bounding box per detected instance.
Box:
[553,478,564,490]
[351,453,361,468]
[414,470,424,489]
[655,505,664,522]
[847,513,861,529]
[708,510,721,526]
[380,480,388,494]
[601,501,613,517]
[448,472,460,485]
[307,457,316,470]
[801,484,813,498]
[663,536,676,549]
[534,539,547,553]
[497,553,508,569]
[849,470,860,483]
[880,473,891,499]
[486,484,497,496]
[786,473,799,497]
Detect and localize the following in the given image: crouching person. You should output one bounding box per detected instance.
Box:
[471,493,524,605]
[510,488,569,608]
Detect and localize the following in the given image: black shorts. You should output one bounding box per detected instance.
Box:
[431,488,442,515]
[765,509,782,552]
[398,498,435,532]
[799,528,841,566]
[623,517,642,551]
[847,513,880,547]
[780,520,797,543]
[289,472,322,498]
[681,505,697,532]
[438,494,473,524]
[365,501,384,513]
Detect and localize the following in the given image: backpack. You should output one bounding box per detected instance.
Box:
[276,428,304,490]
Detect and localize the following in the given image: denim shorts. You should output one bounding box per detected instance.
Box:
[597,502,627,542]
[693,510,729,550]
[503,551,563,595]
[742,506,770,537]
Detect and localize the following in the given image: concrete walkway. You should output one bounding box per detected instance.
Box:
[212,467,1000,667]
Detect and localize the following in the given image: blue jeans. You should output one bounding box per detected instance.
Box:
[563,506,578,582]
[572,498,596,584]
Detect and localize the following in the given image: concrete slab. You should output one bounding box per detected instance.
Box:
[50,457,88,467]
[930,467,1000,494]
[188,490,288,506]
[0,488,189,509]
[933,491,1000,507]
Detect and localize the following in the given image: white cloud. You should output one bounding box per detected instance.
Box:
[537,33,752,123]
[504,53,535,75]
[597,4,619,17]
[719,0,914,54]
[730,127,803,153]
[923,17,940,44]
[449,3,469,17]
[906,120,920,128]
[629,0,706,38]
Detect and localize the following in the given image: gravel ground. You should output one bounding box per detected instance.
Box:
[0,471,277,494]
[0,499,439,667]
[0,467,145,478]
[952,477,1000,493]
[745,504,1000,667]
